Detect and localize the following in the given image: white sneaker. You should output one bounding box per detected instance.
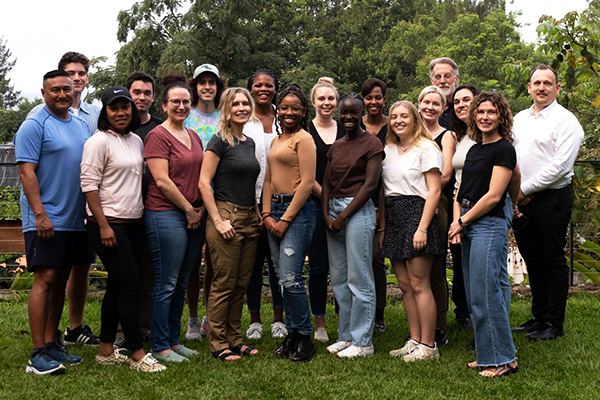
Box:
[185,318,202,341]
[271,321,288,338]
[402,343,439,362]
[130,353,166,372]
[336,344,374,358]
[314,327,329,342]
[326,340,352,354]
[246,322,263,339]
[389,339,419,357]
[200,315,209,336]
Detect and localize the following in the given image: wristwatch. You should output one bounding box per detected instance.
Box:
[458,217,469,228]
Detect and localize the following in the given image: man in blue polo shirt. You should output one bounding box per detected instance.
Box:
[28,52,101,347]
[16,70,93,374]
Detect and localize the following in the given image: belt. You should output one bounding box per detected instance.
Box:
[460,199,476,208]
[272,193,294,203]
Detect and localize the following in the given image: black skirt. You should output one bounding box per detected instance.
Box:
[381,195,445,260]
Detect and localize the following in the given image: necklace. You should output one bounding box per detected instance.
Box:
[400,142,412,152]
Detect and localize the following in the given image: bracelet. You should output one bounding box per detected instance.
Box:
[377,228,385,232]
[417,228,427,234]
[261,212,271,218]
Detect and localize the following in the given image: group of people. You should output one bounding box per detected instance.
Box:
[16,52,583,379]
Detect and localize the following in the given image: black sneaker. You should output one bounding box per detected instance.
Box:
[512,318,545,334]
[456,315,473,330]
[113,337,127,350]
[374,321,387,333]
[526,322,564,341]
[435,329,449,347]
[64,324,100,346]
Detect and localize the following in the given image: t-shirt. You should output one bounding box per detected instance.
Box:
[185,108,220,151]
[135,115,164,200]
[15,107,91,232]
[308,120,345,185]
[382,140,443,200]
[433,129,456,201]
[457,138,516,218]
[451,136,476,193]
[28,102,100,134]
[206,134,261,206]
[327,131,385,198]
[144,125,203,211]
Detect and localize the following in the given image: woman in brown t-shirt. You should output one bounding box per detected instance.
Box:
[262,84,317,363]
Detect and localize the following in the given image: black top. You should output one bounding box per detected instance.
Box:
[439,106,452,130]
[457,138,516,218]
[134,115,164,200]
[433,129,456,201]
[371,124,388,207]
[206,134,261,207]
[308,120,345,185]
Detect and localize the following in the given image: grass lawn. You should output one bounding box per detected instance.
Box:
[0,291,598,400]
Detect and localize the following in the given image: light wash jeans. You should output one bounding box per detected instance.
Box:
[461,206,516,367]
[145,208,205,352]
[268,199,315,336]
[327,197,376,347]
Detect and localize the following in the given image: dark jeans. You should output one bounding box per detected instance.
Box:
[450,242,469,318]
[307,201,329,317]
[431,195,449,329]
[514,187,572,329]
[87,220,144,351]
[372,231,387,313]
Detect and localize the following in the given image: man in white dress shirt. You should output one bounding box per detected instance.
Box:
[512,64,584,341]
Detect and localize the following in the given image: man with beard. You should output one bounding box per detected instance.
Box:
[429,57,460,130]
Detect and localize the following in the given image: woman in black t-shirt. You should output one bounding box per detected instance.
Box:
[199,88,261,362]
[448,92,520,378]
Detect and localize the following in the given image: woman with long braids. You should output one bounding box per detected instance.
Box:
[244,69,287,340]
[322,93,384,358]
[263,84,317,362]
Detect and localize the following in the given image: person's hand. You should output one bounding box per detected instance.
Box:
[325,216,336,232]
[100,225,117,247]
[270,220,290,239]
[194,205,206,219]
[517,190,534,207]
[448,220,463,239]
[331,216,347,233]
[35,214,54,240]
[215,219,236,239]
[449,232,462,245]
[413,229,427,251]
[513,203,523,219]
[186,208,202,230]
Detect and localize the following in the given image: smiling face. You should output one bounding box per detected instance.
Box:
[453,88,475,123]
[431,63,458,100]
[338,98,364,133]
[419,92,444,123]
[129,80,155,114]
[278,94,306,133]
[230,92,252,126]
[251,74,276,106]
[196,72,218,105]
[312,86,337,118]
[63,62,88,95]
[475,101,499,136]
[364,86,386,117]
[389,104,414,142]
[163,87,191,122]
[106,99,132,134]
[528,68,560,111]
[42,76,74,117]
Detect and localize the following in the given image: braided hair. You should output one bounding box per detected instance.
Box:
[339,92,365,111]
[276,83,309,135]
[247,69,279,105]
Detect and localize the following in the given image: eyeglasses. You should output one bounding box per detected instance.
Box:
[432,73,454,82]
[168,99,191,107]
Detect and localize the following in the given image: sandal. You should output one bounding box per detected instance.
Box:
[212,349,241,362]
[467,360,478,369]
[232,343,258,357]
[479,361,519,378]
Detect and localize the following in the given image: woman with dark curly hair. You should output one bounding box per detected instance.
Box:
[448,91,520,378]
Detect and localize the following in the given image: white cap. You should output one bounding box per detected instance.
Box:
[193,64,220,79]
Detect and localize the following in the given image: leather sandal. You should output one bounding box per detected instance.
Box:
[232,343,258,357]
[479,361,519,378]
[212,349,241,362]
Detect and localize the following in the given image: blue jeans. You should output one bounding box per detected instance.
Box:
[146,209,205,352]
[267,199,315,336]
[327,198,376,346]
[461,208,516,367]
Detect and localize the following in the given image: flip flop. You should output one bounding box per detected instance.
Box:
[479,361,519,378]
[232,343,258,357]
[212,349,241,362]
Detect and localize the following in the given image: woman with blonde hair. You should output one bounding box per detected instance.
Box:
[380,100,444,361]
[307,77,345,342]
[199,87,262,361]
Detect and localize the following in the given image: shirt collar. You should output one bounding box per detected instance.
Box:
[527,99,558,119]
[70,101,93,115]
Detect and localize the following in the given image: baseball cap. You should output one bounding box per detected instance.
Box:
[193,64,220,79]
[101,86,133,105]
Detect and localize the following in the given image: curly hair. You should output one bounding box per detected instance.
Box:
[58,52,90,72]
[386,100,434,147]
[188,67,226,109]
[450,84,481,142]
[276,83,309,135]
[247,69,279,106]
[467,91,513,144]
[217,87,255,147]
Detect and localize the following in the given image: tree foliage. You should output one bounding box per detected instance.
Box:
[0,98,42,144]
[0,37,20,110]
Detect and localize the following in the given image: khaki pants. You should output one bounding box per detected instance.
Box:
[205,201,260,353]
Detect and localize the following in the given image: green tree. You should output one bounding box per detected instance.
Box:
[0,37,20,109]
[0,98,42,143]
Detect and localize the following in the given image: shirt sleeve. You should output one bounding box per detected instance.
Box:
[80,133,106,193]
[206,134,226,157]
[144,128,171,160]
[521,116,584,195]
[14,119,43,164]
[493,142,517,171]
[420,142,443,173]
[366,136,385,161]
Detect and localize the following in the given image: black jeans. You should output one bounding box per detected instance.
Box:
[514,187,572,329]
[307,201,329,316]
[87,220,144,350]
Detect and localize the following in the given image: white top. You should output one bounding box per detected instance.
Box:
[244,114,278,204]
[80,129,145,219]
[382,140,443,200]
[513,100,584,195]
[451,135,476,192]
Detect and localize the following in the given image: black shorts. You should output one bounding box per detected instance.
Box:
[24,231,96,272]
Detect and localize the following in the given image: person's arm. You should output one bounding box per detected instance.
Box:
[321,163,334,230]
[18,163,54,240]
[509,163,523,218]
[440,131,457,188]
[198,150,236,239]
[448,165,512,238]
[147,158,202,229]
[413,168,441,251]
[85,191,117,247]
[311,182,322,198]
[450,180,462,245]
[262,165,276,232]
[330,153,382,232]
